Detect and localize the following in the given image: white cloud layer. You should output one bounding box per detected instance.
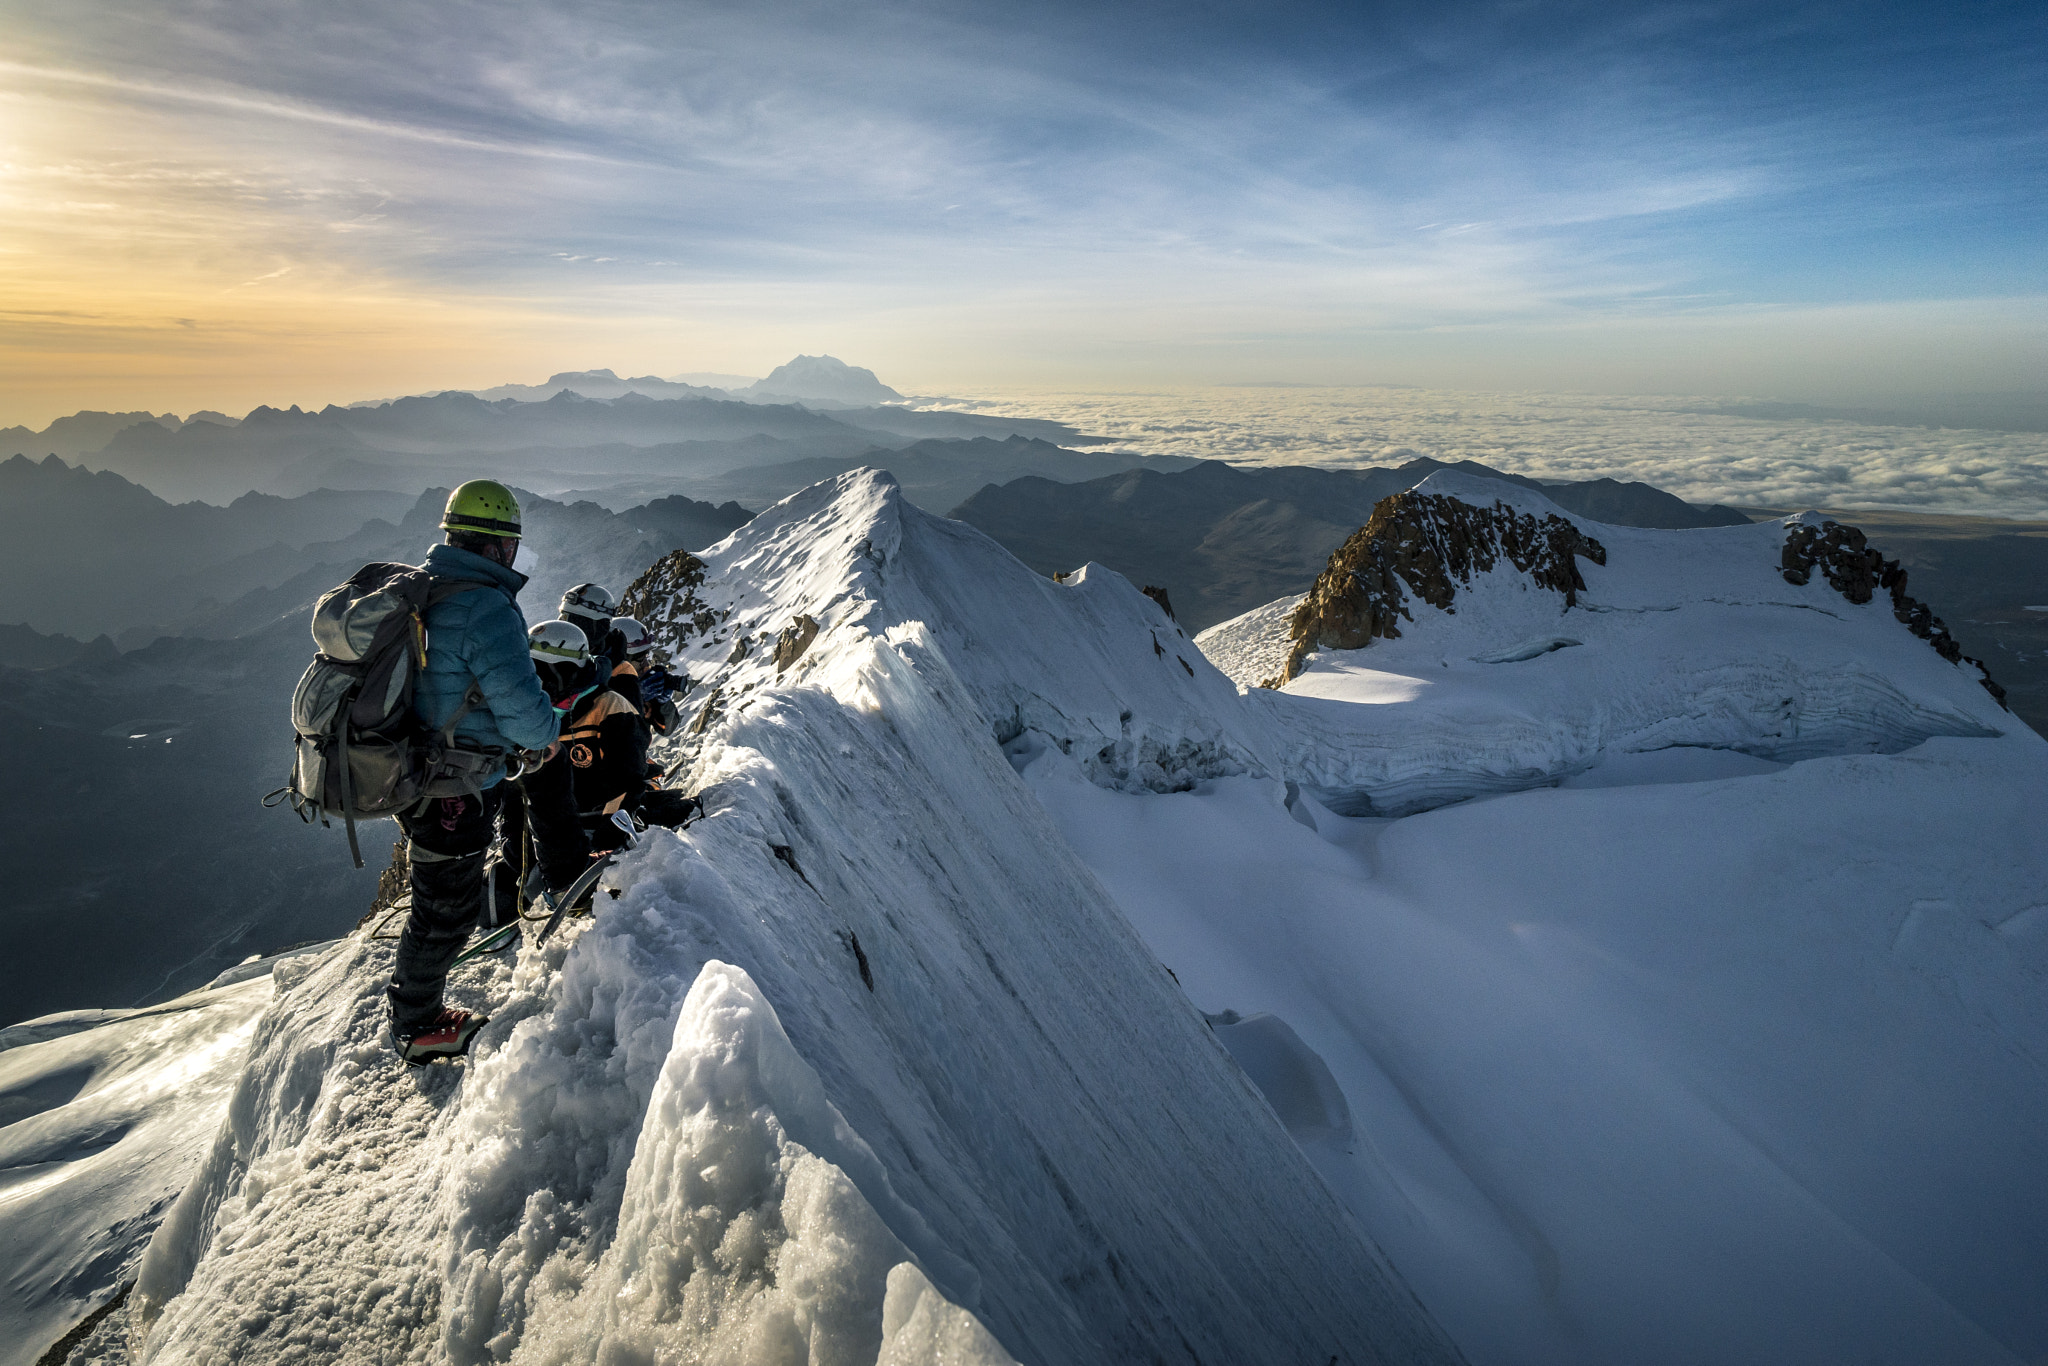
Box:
[939,386,2048,517]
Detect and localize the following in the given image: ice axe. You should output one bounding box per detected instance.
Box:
[533,851,616,948]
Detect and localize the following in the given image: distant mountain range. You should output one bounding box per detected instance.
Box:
[443,354,900,408]
[0,454,748,643]
[950,457,1752,632]
[9,391,1102,504]
[459,369,733,404]
[0,407,236,460]
[0,620,118,671]
[0,356,1101,505]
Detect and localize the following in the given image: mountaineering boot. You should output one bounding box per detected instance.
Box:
[394,1006,489,1066]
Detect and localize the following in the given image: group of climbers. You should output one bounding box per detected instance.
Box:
[373,479,699,1065]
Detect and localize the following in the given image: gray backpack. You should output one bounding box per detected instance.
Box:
[269,561,500,866]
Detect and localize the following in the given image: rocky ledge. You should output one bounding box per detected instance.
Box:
[1782,517,2007,706]
[1265,490,1607,686]
[621,547,727,651]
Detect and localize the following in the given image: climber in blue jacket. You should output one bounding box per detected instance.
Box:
[388,479,558,1066]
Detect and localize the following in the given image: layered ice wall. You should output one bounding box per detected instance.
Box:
[124,471,1458,1366]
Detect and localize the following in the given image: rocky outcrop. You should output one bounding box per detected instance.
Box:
[1265,491,1607,686]
[1781,517,2008,707]
[772,614,819,674]
[620,548,728,655]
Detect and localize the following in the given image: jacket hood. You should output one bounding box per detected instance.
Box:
[424,542,529,595]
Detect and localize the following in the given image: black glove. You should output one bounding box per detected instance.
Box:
[633,788,702,828]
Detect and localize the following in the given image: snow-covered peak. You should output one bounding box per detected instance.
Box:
[1261,473,1609,688]
[1197,479,2013,816]
[746,355,904,406]
[641,467,1266,792]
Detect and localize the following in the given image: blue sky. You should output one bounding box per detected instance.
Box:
[2,0,2043,419]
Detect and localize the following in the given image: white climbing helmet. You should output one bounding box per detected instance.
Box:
[613,616,653,657]
[527,619,591,666]
[559,582,615,623]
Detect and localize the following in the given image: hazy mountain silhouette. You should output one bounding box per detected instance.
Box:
[0,456,416,639]
[40,390,1096,503]
[656,435,1200,514]
[0,621,119,671]
[80,392,871,501]
[463,368,729,402]
[0,409,180,459]
[166,487,752,642]
[0,453,748,643]
[745,353,903,406]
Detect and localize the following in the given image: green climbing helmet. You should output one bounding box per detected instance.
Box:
[442,479,522,537]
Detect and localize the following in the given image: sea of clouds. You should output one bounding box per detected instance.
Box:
[930,386,2048,518]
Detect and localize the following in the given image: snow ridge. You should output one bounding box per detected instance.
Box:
[1779,512,2007,703]
[634,471,1264,795]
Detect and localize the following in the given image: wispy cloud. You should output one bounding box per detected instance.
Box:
[0,59,652,165]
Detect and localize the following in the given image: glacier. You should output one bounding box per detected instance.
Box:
[7,466,2045,1366]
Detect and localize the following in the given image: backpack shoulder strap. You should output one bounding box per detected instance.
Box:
[440,680,486,741]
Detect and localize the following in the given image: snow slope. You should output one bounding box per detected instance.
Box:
[1023,742,2048,1366]
[123,471,1458,1366]
[0,977,271,1366]
[1103,469,2045,1364]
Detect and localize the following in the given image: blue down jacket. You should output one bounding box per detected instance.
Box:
[413,544,558,772]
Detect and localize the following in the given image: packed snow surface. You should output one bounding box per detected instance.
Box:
[1163,470,2047,1363]
[1023,745,2048,1366]
[45,466,2046,1366]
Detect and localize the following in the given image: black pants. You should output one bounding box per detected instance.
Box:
[489,755,591,924]
[388,786,504,1031]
